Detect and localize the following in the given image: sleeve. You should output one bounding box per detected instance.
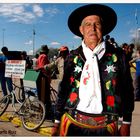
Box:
[54,54,73,121]
[38,55,49,68]
[120,52,134,122]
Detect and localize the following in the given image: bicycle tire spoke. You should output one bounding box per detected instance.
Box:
[22,100,46,130]
[0,96,9,116]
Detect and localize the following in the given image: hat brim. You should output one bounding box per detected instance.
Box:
[68,4,117,37]
[40,50,47,53]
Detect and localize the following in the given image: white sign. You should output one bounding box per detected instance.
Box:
[5,60,26,79]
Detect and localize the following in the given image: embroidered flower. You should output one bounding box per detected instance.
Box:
[112,79,116,86]
[83,72,90,85]
[106,53,112,57]
[104,65,116,73]
[75,80,80,88]
[112,54,117,62]
[106,80,111,90]
[74,56,78,64]
[106,95,115,107]
[74,65,82,73]
[70,76,75,84]
[86,64,89,70]
[69,92,78,102]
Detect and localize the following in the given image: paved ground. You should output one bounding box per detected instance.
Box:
[0,102,140,136]
[131,102,140,136]
[0,79,140,136]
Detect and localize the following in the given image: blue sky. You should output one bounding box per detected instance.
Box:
[0,3,140,55]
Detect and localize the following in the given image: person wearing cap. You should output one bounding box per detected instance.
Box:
[37,45,50,71]
[36,44,52,119]
[56,46,69,80]
[44,46,69,81]
[52,4,134,136]
[44,46,69,93]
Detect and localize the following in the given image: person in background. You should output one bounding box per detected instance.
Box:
[0,46,13,96]
[110,37,119,48]
[128,44,136,91]
[105,34,111,44]
[56,46,70,80]
[127,43,135,61]
[36,44,52,119]
[130,48,140,101]
[20,51,32,69]
[36,45,50,74]
[20,51,32,101]
[44,46,69,81]
[32,53,39,70]
[44,46,69,92]
[52,4,134,136]
[122,43,129,55]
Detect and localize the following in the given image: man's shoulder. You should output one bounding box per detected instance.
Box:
[38,54,47,59]
[70,46,82,55]
[57,57,64,64]
[0,55,7,62]
[106,42,124,55]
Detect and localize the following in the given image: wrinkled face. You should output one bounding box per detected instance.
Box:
[79,15,103,47]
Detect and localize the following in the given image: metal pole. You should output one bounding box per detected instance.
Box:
[135,8,139,49]
[33,28,35,55]
[2,28,5,47]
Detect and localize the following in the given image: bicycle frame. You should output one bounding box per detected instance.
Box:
[8,89,32,116]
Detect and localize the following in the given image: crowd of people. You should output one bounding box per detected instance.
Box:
[0,44,70,119]
[105,34,140,102]
[0,3,139,137]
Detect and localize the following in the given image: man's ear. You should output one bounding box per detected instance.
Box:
[79,26,83,36]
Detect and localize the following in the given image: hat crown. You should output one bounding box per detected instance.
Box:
[41,45,48,50]
[59,46,69,52]
[40,45,49,53]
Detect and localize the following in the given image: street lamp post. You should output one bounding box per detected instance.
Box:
[2,28,5,47]
[33,29,35,55]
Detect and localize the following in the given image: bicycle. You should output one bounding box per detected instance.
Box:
[0,82,46,131]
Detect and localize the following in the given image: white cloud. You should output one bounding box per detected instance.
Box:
[28,50,33,55]
[73,35,81,39]
[45,6,60,17]
[0,4,44,24]
[50,41,60,46]
[129,28,137,38]
[24,40,33,45]
[33,4,44,17]
[0,4,61,24]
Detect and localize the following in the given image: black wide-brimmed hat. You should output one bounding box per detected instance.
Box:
[68,4,117,37]
[40,45,49,53]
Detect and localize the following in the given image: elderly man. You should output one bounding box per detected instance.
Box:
[52,4,134,136]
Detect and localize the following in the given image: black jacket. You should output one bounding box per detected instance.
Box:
[55,42,134,122]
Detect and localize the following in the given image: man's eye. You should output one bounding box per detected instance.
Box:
[96,23,101,27]
[85,23,91,26]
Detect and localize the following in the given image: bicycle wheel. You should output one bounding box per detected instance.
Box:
[50,87,58,104]
[21,100,46,131]
[0,95,10,116]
